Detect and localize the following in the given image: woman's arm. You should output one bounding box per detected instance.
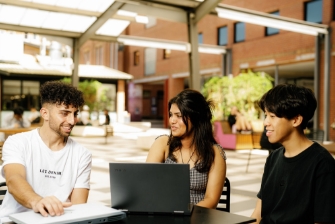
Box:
[197,145,227,209]
[146,135,169,163]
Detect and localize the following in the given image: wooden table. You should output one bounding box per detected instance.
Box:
[0,128,35,139]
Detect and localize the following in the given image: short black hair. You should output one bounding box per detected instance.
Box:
[258,84,317,129]
[40,81,84,108]
[13,107,24,115]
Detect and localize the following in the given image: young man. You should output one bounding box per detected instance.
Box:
[251,84,335,223]
[0,81,92,218]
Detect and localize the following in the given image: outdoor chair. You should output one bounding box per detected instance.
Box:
[0,182,7,205]
[217,177,230,212]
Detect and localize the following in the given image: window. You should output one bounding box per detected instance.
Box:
[145,48,156,75]
[84,51,90,65]
[234,22,245,43]
[163,49,171,59]
[305,0,322,23]
[218,26,228,46]
[95,46,104,65]
[134,51,140,66]
[266,11,280,36]
[143,90,151,98]
[198,33,203,44]
[2,80,39,110]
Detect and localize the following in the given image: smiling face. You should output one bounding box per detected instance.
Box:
[46,103,79,138]
[264,109,295,144]
[169,103,190,137]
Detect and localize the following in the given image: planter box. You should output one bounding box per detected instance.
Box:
[213,121,261,150]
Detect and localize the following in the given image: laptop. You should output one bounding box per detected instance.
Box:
[8,202,126,224]
[109,163,193,215]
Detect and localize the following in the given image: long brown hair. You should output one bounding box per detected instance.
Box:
[167,89,216,173]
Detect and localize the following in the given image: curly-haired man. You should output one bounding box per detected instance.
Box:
[0,81,92,218]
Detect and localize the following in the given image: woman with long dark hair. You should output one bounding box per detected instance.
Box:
[146,89,227,208]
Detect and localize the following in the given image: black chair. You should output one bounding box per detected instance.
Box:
[0,182,7,205]
[305,129,324,143]
[217,177,230,212]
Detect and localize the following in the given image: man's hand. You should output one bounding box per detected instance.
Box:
[31,196,72,217]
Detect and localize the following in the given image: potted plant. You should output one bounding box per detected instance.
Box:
[202,69,273,131]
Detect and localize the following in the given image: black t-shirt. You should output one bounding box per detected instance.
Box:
[257,143,335,224]
[227,114,236,128]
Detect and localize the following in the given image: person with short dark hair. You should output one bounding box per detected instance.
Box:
[0,81,92,218]
[146,89,227,208]
[251,84,335,223]
[3,106,31,128]
[103,109,110,125]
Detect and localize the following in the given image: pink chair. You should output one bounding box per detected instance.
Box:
[213,121,237,150]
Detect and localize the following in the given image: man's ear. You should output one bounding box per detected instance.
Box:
[40,107,49,121]
[292,115,303,127]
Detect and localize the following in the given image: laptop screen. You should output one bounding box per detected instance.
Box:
[109,163,192,215]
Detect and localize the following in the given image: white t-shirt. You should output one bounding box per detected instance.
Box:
[0,129,92,217]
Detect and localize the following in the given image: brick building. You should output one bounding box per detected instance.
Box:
[110,0,333,141]
[75,0,334,140]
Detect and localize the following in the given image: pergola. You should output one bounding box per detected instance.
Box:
[0,0,330,139]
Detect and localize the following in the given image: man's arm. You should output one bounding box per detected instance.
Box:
[251,199,262,224]
[69,188,89,204]
[4,164,71,217]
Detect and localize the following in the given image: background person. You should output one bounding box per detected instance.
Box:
[79,105,91,126]
[103,109,110,125]
[3,107,30,128]
[0,81,92,218]
[227,106,252,133]
[28,107,41,124]
[251,84,335,223]
[146,89,227,209]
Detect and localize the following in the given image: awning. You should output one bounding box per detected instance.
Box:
[0,55,133,80]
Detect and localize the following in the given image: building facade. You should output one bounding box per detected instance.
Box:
[116,0,335,140]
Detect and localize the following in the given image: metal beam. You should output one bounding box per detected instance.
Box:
[78,2,124,48]
[314,34,320,130]
[274,65,279,86]
[194,0,222,23]
[72,39,79,87]
[0,0,100,17]
[215,4,328,36]
[187,12,201,91]
[90,35,118,43]
[0,23,81,38]
[324,29,331,141]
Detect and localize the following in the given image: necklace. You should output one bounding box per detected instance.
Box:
[180,148,195,164]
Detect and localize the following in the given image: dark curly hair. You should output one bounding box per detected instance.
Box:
[167,89,216,173]
[40,81,84,108]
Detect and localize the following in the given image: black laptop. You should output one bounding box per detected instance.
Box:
[109,163,193,215]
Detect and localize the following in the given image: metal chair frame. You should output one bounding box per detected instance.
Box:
[217,177,230,212]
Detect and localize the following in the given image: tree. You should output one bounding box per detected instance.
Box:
[202,70,273,121]
[61,78,110,111]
